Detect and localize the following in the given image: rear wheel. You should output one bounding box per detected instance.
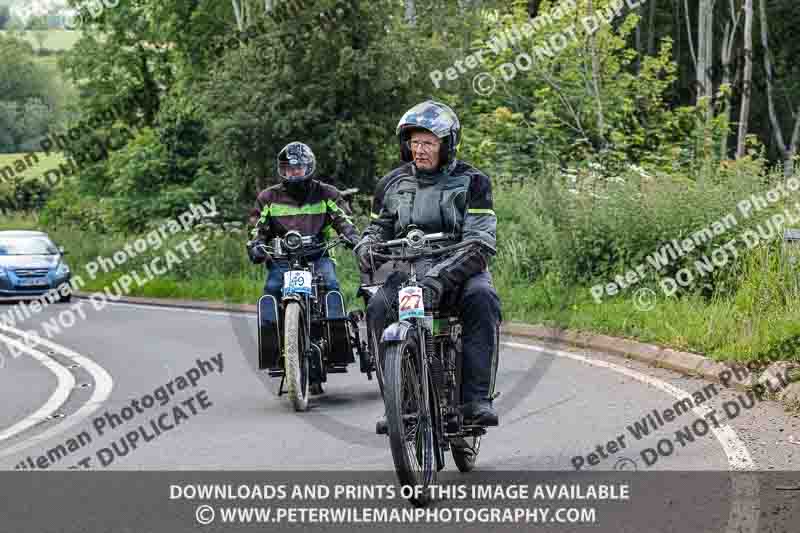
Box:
[384,331,435,507]
[284,302,310,411]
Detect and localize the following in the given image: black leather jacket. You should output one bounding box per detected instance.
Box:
[358,160,497,291]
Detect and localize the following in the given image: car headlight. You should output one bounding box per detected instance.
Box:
[0,266,6,278]
[55,263,70,277]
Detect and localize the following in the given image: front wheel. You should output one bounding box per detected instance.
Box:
[370,328,385,398]
[451,435,481,472]
[284,302,310,411]
[383,330,435,507]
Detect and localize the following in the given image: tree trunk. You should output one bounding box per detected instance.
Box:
[696,0,714,103]
[719,0,742,158]
[635,7,642,74]
[758,0,800,175]
[232,0,243,31]
[683,0,698,100]
[736,0,753,158]
[587,0,607,149]
[405,0,416,25]
[647,0,657,55]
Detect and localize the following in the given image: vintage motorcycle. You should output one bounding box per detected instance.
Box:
[250,231,380,411]
[365,228,499,507]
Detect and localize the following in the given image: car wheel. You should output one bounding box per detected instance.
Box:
[57,289,72,303]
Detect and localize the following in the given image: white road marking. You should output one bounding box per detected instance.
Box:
[0,333,74,442]
[0,323,113,460]
[503,341,755,470]
[503,341,759,533]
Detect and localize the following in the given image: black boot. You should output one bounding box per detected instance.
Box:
[462,400,498,427]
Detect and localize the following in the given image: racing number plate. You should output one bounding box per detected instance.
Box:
[398,286,424,320]
[283,270,312,295]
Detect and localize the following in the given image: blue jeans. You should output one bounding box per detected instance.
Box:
[263,257,340,302]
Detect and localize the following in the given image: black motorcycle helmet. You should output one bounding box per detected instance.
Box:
[277,141,316,199]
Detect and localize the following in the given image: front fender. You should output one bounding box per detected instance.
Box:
[381,321,414,343]
[282,293,305,304]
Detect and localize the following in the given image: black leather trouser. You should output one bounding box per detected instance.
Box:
[366,270,501,404]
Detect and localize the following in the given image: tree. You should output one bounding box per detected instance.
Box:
[736,0,753,159]
[0,6,10,30]
[0,34,57,152]
[758,0,800,175]
[200,0,431,196]
[718,0,742,158]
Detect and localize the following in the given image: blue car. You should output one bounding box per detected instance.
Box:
[0,230,72,302]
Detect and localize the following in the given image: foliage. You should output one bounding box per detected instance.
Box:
[197,0,438,198]
[0,32,60,152]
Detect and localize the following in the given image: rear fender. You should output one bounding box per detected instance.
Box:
[257,294,281,370]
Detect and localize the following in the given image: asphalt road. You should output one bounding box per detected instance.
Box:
[0,298,798,473]
[3,299,800,533]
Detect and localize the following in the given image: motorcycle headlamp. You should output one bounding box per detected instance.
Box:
[284,231,303,251]
[406,229,426,249]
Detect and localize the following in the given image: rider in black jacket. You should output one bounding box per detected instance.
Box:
[356,100,502,427]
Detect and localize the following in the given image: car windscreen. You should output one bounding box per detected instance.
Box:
[0,236,59,256]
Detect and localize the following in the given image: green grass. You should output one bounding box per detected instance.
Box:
[1,30,82,51]
[0,152,66,181]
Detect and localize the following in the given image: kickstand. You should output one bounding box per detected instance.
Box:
[278,375,286,396]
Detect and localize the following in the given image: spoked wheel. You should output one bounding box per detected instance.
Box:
[451,434,481,472]
[384,331,435,507]
[284,302,310,411]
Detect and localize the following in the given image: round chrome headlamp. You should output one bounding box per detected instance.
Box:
[407,229,425,249]
[284,231,303,251]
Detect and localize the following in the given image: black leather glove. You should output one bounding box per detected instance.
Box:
[420,276,445,311]
[342,232,359,250]
[356,242,375,273]
[247,241,271,265]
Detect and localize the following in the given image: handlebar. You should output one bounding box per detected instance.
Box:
[248,231,347,261]
[369,234,493,263]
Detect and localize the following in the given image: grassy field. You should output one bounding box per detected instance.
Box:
[0,29,82,51]
[0,152,67,181]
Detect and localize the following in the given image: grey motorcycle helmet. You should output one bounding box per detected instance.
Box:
[396,100,461,169]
